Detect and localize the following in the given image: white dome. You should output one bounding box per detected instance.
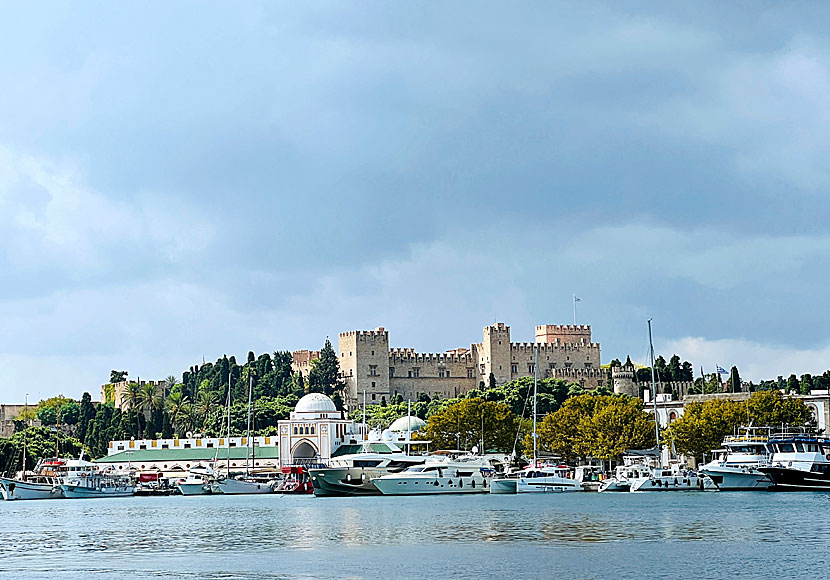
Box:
[389,415,426,433]
[294,393,337,413]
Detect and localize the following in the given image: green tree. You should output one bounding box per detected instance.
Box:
[668,355,682,382]
[667,399,744,461]
[165,391,191,436]
[729,366,742,393]
[36,406,58,426]
[419,398,522,452]
[307,339,342,396]
[110,370,128,383]
[534,394,655,461]
[58,401,80,425]
[77,392,95,443]
[800,374,814,396]
[786,374,800,394]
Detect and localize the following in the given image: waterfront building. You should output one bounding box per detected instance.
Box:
[277,393,362,467]
[337,322,604,409]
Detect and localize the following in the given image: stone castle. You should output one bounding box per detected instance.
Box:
[336,322,605,408]
[611,364,695,399]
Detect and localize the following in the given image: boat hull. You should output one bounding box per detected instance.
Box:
[372,475,489,495]
[489,478,518,494]
[214,478,275,495]
[309,467,389,497]
[630,475,712,492]
[759,466,830,491]
[699,466,772,490]
[57,484,135,499]
[597,480,631,492]
[516,476,582,493]
[0,477,62,500]
[177,482,220,495]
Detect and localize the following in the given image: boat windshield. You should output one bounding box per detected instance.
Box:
[405,466,427,473]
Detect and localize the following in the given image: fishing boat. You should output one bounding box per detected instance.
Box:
[758,431,830,491]
[0,456,66,501]
[372,453,494,495]
[698,427,772,490]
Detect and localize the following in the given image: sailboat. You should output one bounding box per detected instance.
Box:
[627,319,713,492]
[215,372,277,494]
[490,344,582,493]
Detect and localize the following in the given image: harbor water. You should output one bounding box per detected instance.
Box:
[2,492,829,579]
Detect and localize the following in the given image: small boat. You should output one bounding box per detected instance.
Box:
[598,452,657,492]
[490,463,582,494]
[758,432,830,491]
[698,428,772,490]
[629,462,713,492]
[372,454,494,495]
[177,466,221,495]
[274,466,313,494]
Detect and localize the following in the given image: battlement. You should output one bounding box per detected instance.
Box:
[339,327,388,339]
[511,341,600,351]
[389,348,473,363]
[536,324,592,345]
[485,322,510,333]
[611,364,635,378]
[550,367,607,379]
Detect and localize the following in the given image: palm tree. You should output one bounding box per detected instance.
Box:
[165,391,191,436]
[120,382,142,438]
[137,383,162,418]
[164,375,178,396]
[195,390,218,431]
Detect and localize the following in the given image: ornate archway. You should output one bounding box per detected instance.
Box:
[291,439,318,463]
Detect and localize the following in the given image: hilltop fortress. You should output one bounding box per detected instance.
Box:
[337,322,605,408]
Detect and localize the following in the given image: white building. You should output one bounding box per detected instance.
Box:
[277,393,363,466]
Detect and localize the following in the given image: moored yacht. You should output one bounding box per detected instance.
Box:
[177,466,220,495]
[0,457,68,501]
[597,452,655,492]
[490,463,582,494]
[309,440,427,496]
[758,432,830,491]
[629,461,713,492]
[698,428,772,490]
[371,454,494,495]
[56,459,135,498]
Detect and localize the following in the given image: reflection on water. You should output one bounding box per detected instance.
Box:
[2,492,830,579]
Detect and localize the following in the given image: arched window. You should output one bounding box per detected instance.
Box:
[293,426,297,434]
[305,426,310,435]
[311,426,315,434]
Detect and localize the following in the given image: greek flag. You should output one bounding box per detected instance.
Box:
[574,296,582,302]
[716,365,728,374]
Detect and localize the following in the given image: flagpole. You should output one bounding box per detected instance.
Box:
[573,294,577,324]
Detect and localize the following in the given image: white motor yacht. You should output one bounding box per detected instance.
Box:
[490,463,582,494]
[758,432,830,491]
[597,453,655,492]
[372,454,494,495]
[698,428,772,490]
[629,461,714,492]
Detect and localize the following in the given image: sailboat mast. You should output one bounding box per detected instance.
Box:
[23,393,28,474]
[533,343,538,468]
[362,390,367,441]
[246,372,253,476]
[648,319,660,452]
[226,374,231,477]
[407,400,411,455]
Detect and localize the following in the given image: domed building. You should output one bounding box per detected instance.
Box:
[277,393,362,466]
[388,415,426,434]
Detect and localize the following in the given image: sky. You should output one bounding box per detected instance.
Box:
[2,1,830,402]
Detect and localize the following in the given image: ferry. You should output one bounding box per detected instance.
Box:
[698,428,772,490]
[758,432,830,491]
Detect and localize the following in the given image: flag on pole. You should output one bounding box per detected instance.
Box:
[716,365,727,374]
[574,296,582,302]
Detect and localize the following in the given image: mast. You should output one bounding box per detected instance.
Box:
[23,393,28,475]
[648,319,660,456]
[226,374,231,477]
[246,372,253,477]
[362,390,367,442]
[533,342,539,468]
[407,399,411,455]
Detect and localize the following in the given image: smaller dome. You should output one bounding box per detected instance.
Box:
[389,415,426,433]
[295,393,337,413]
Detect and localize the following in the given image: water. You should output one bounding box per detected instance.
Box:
[2,492,829,579]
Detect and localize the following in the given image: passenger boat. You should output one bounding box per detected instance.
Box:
[490,463,582,494]
[372,454,494,495]
[698,428,772,490]
[55,460,135,498]
[310,441,427,496]
[758,432,830,491]
[0,457,73,501]
[177,466,220,495]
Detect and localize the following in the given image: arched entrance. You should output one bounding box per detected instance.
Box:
[292,439,318,464]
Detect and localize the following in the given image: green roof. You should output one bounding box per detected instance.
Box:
[96,446,279,463]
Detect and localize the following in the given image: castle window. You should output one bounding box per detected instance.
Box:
[584,363,593,369]
[498,341,501,345]
[511,365,517,374]
[408,370,412,378]
[412,368,420,378]
[371,381,376,388]
[480,364,485,374]
[565,363,572,368]
[446,370,450,377]
[549,363,556,369]
[439,370,445,378]
[467,369,474,378]
[371,350,374,355]
[372,393,376,400]
[528,364,535,373]
[389,367,395,378]
[369,365,378,376]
